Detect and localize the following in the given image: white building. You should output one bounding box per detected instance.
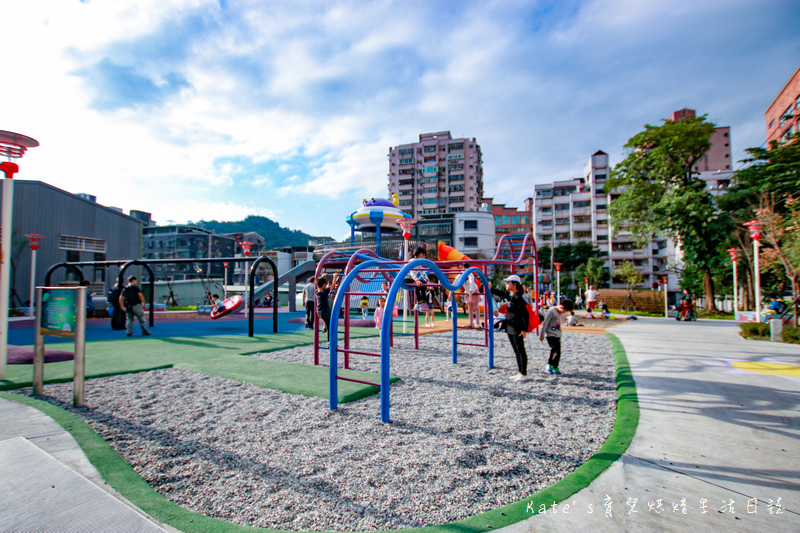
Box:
[533,151,679,290]
[453,206,496,259]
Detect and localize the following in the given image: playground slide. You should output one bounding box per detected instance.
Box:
[237,260,316,312]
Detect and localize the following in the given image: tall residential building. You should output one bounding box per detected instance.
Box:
[766,64,800,146]
[672,108,734,194]
[533,151,678,290]
[388,131,484,219]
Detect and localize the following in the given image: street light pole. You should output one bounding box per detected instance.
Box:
[662,275,669,318]
[726,248,740,318]
[744,221,763,314]
[554,262,562,303]
[25,234,44,317]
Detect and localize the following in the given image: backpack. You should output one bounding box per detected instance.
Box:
[525,303,540,333]
[107,286,121,310]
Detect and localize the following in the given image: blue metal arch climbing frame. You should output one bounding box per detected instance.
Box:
[328,258,494,423]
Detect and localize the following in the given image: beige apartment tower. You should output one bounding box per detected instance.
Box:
[388,131,484,219]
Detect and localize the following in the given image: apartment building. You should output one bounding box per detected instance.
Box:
[388,131,484,218]
[143,225,236,281]
[533,151,678,290]
[483,198,533,244]
[766,64,800,146]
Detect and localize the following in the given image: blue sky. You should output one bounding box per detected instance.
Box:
[3,0,800,239]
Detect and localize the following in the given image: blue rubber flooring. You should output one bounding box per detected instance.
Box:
[8,312,309,346]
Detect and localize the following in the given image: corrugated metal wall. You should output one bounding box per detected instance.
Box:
[0,181,143,306]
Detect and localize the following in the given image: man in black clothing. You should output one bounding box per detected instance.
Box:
[119,276,151,337]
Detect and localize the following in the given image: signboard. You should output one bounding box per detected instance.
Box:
[40,288,78,338]
[33,287,87,406]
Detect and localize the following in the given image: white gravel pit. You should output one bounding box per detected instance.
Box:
[19,330,616,531]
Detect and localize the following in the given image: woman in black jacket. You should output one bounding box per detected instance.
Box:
[490,274,530,382]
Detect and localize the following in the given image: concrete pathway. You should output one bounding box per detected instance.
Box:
[0,397,170,532]
[499,318,800,532]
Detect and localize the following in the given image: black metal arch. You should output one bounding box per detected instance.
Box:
[44,256,279,336]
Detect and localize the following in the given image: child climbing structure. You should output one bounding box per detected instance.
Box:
[317,197,539,423]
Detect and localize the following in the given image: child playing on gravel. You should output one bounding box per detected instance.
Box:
[316,274,339,334]
[540,298,574,375]
[360,295,369,319]
[489,275,530,382]
[374,297,386,329]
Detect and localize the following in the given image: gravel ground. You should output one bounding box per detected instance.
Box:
[18,330,616,531]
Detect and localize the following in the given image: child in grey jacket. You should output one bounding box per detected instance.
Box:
[539,299,574,375]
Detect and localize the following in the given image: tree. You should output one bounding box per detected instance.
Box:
[614,260,644,310]
[575,257,606,289]
[606,113,727,311]
[717,133,800,316]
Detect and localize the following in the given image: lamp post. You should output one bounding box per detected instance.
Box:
[24,234,44,317]
[554,262,562,303]
[744,221,763,313]
[0,131,39,379]
[662,275,669,318]
[726,248,740,317]
[223,262,229,298]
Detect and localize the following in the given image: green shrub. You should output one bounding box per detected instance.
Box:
[740,322,769,338]
[783,327,800,344]
[167,305,197,311]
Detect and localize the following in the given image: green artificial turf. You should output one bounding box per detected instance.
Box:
[0,331,639,533]
[0,329,395,404]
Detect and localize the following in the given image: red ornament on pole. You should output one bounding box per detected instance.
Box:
[24,234,44,251]
[726,248,740,261]
[744,221,763,241]
[237,241,253,257]
[554,262,562,272]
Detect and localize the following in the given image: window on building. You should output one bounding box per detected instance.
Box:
[400,158,414,164]
[555,203,569,211]
[541,234,552,241]
[596,204,607,210]
[597,235,608,241]
[449,173,464,181]
[449,196,465,202]
[464,237,478,246]
[573,200,591,208]
[447,153,464,160]
[537,190,553,198]
[464,220,478,230]
[595,174,607,181]
[494,216,502,225]
[448,142,464,151]
[448,164,464,171]
[573,215,591,223]
[521,216,529,225]
[511,215,520,224]
[556,232,570,240]
[574,231,592,238]
[424,156,436,162]
[769,119,775,129]
[540,220,553,227]
[541,206,552,213]
[448,184,464,192]
[502,216,510,224]
[781,105,793,125]
[59,235,107,253]
[449,207,464,213]
[399,148,414,155]
[555,218,569,225]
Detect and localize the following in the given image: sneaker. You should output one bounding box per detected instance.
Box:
[517,375,531,382]
[546,365,554,374]
[510,373,522,381]
[552,367,561,375]
[143,331,151,336]
[431,323,436,327]
[126,333,132,337]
